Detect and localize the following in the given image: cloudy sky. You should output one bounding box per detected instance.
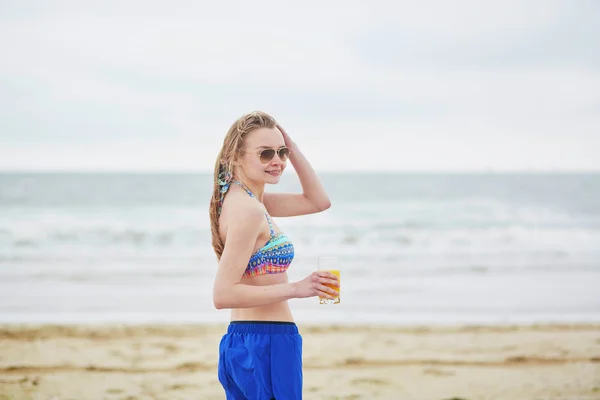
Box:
[1,0,599,172]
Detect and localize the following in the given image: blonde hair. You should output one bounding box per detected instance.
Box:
[209,111,277,259]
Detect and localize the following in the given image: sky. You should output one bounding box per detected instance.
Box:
[1,0,599,172]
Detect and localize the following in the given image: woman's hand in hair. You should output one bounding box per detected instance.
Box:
[276,123,294,148]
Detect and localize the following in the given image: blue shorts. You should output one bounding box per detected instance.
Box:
[218,321,303,400]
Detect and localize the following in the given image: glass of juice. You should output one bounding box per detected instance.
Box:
[318,256,340,304]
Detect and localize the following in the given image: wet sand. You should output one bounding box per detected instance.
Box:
[1,323,599,399]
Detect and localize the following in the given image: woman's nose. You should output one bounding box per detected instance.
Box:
[271,154,285,164]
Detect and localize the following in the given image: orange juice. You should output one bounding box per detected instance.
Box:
[319,269,340,304]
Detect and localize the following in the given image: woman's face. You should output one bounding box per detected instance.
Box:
[237,127,287,185]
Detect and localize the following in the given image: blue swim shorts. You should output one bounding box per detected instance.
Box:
[218,321,303,400]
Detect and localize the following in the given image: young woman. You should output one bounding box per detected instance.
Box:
[209,111,339,399]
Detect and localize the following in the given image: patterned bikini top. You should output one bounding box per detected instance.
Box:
[232,180,295,278]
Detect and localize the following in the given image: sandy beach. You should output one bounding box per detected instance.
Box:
[0,323,598,400]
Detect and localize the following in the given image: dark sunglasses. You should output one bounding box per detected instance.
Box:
[257,146,290,164]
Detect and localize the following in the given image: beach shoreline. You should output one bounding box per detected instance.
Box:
[1,323,599,400]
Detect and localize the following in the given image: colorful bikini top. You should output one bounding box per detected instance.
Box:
[232,180,295,278]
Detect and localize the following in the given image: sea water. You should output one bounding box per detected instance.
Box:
[1,172,599,325]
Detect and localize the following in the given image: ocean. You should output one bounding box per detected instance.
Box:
[1,172,599,325]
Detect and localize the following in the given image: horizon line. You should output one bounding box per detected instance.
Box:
[1,168,599,175]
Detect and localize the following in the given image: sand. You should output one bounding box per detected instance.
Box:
[0,323,599,400]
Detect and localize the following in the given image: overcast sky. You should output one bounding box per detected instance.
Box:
[1,0,599,172]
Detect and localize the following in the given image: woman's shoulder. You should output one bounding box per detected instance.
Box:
[224,187,264,213]
[219,190,265,234]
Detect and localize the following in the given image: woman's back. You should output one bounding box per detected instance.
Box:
[218,183,294,322]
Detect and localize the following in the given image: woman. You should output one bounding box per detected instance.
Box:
[210,111,339,399]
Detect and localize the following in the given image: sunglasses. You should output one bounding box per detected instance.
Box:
[256,146,291,164]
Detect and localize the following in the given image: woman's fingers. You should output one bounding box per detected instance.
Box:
[309,271,340,298]
[317,284,339,297]
[317,289,335,299]
[318,276,340,287]
[317,271,340,282]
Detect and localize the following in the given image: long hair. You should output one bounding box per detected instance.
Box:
[209,111,277,259]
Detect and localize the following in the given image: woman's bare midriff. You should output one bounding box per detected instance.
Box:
[230,272,294,322]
